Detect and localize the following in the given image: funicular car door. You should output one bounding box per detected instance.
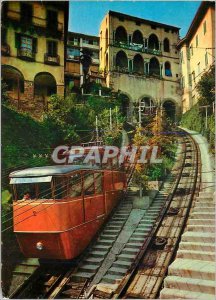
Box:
[83,170,105,222]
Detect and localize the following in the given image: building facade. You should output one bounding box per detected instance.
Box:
[177,2,215,113]
[99,11,182,121]
[65,32,105,94]
[1,1,68,117]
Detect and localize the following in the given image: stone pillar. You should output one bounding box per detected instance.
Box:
[57,85,64,96]
[24,80,34,101]
[160,63,163,78]
[113,31,116,43]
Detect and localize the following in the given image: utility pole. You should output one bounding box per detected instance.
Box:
[96,115,99,143]
[109,108,112,130]
[138,104,142,128]
[200,105,210,130]
[115,106,118,127]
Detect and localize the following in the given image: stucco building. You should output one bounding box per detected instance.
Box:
[65,32,105,94]
[1,1,68,117]
[177,1,215,113]
[99,11,182,121]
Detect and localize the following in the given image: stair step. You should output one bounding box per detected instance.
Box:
[107,267,128,276]
[113,260,132,269]
[179,241,215,252]
[177,249,215,261]
[160,287,215,300]
[121,247,139,255]
[187,219,215,226]
[126,242,143,249]
[164,275,215,294]
[101,274,120,284]
[90,251,107,258]
[118,253,136,262]
[168,258,215,281]
[98,239,114,246]
[71,272,93,280]
[187,225,215,233]
[182,231,215,243]
[79,264,99,273]
[84,257,103,265]
[191,212,215,219]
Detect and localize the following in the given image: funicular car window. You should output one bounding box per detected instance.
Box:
[15,183,37,200]
[54,177,69,199]
[37,182,52,199]
[95,172,103,194]
[68,173,82,197]
[83,172,95,196]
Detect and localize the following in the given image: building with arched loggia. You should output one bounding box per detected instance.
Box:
[99,11,182,122]
[1,1,68,118]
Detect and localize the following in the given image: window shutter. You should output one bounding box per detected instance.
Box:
[15,33,21,48]
[33,38,37,53]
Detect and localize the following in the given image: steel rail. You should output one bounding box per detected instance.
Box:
[115,130,201,299]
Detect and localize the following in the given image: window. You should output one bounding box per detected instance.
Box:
[47,10,58,30]
[163,38,170,52]
[68,174,82,198]
[95,173,102,194]
[181,76,185,89]
[192,71,195,83]
[136,21,141,26]
[47,41,57,56]
[84,172,95,196]
[67,47,80,59]
[203,20,207,35]
[93,40,98,46]
[165,62,172,77]
[151,25,157,29]
[196,35,199,47]
[21,36,33,51]
[21,3,32,25]
[92,51,99,59]
[205,52,208,66]
[71,37,79,45]
[165,28,169,33]
[190,44,193,56]
[119,17,124,22]
[188,74,192,86]
[197,62,200,75]
[180,51,184,64]
[2,27,7,45]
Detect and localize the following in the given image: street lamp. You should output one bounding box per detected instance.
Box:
[80,49,93,94]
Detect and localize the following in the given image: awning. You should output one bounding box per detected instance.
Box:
[10,176,52,184]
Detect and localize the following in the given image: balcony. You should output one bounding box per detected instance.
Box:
[17,47,35,61]
[1,44,10,56]
[112,66,162,79]
[113,41,162,56]
[44,54,60,65]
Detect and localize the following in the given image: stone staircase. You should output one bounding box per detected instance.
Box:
[160,191,215,300]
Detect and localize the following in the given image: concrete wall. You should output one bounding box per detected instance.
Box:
[179,5,215,112]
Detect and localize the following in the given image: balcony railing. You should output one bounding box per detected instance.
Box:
[112,66,162,79]
[113,41,162,56]
[44,54,60,65]
[1,44,10,56]
[17,47,35,61]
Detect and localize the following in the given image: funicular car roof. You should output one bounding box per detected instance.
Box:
[10,165,102,178]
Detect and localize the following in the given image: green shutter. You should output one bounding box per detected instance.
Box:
[15,33,21,48]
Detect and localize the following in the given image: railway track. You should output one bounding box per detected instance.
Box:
[8,130,202,299]
[45,134,186,299]
[119,131,201,299]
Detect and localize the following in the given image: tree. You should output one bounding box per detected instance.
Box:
[197,64,215,106]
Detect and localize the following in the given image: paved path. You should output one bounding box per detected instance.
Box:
[181,127,215,192]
